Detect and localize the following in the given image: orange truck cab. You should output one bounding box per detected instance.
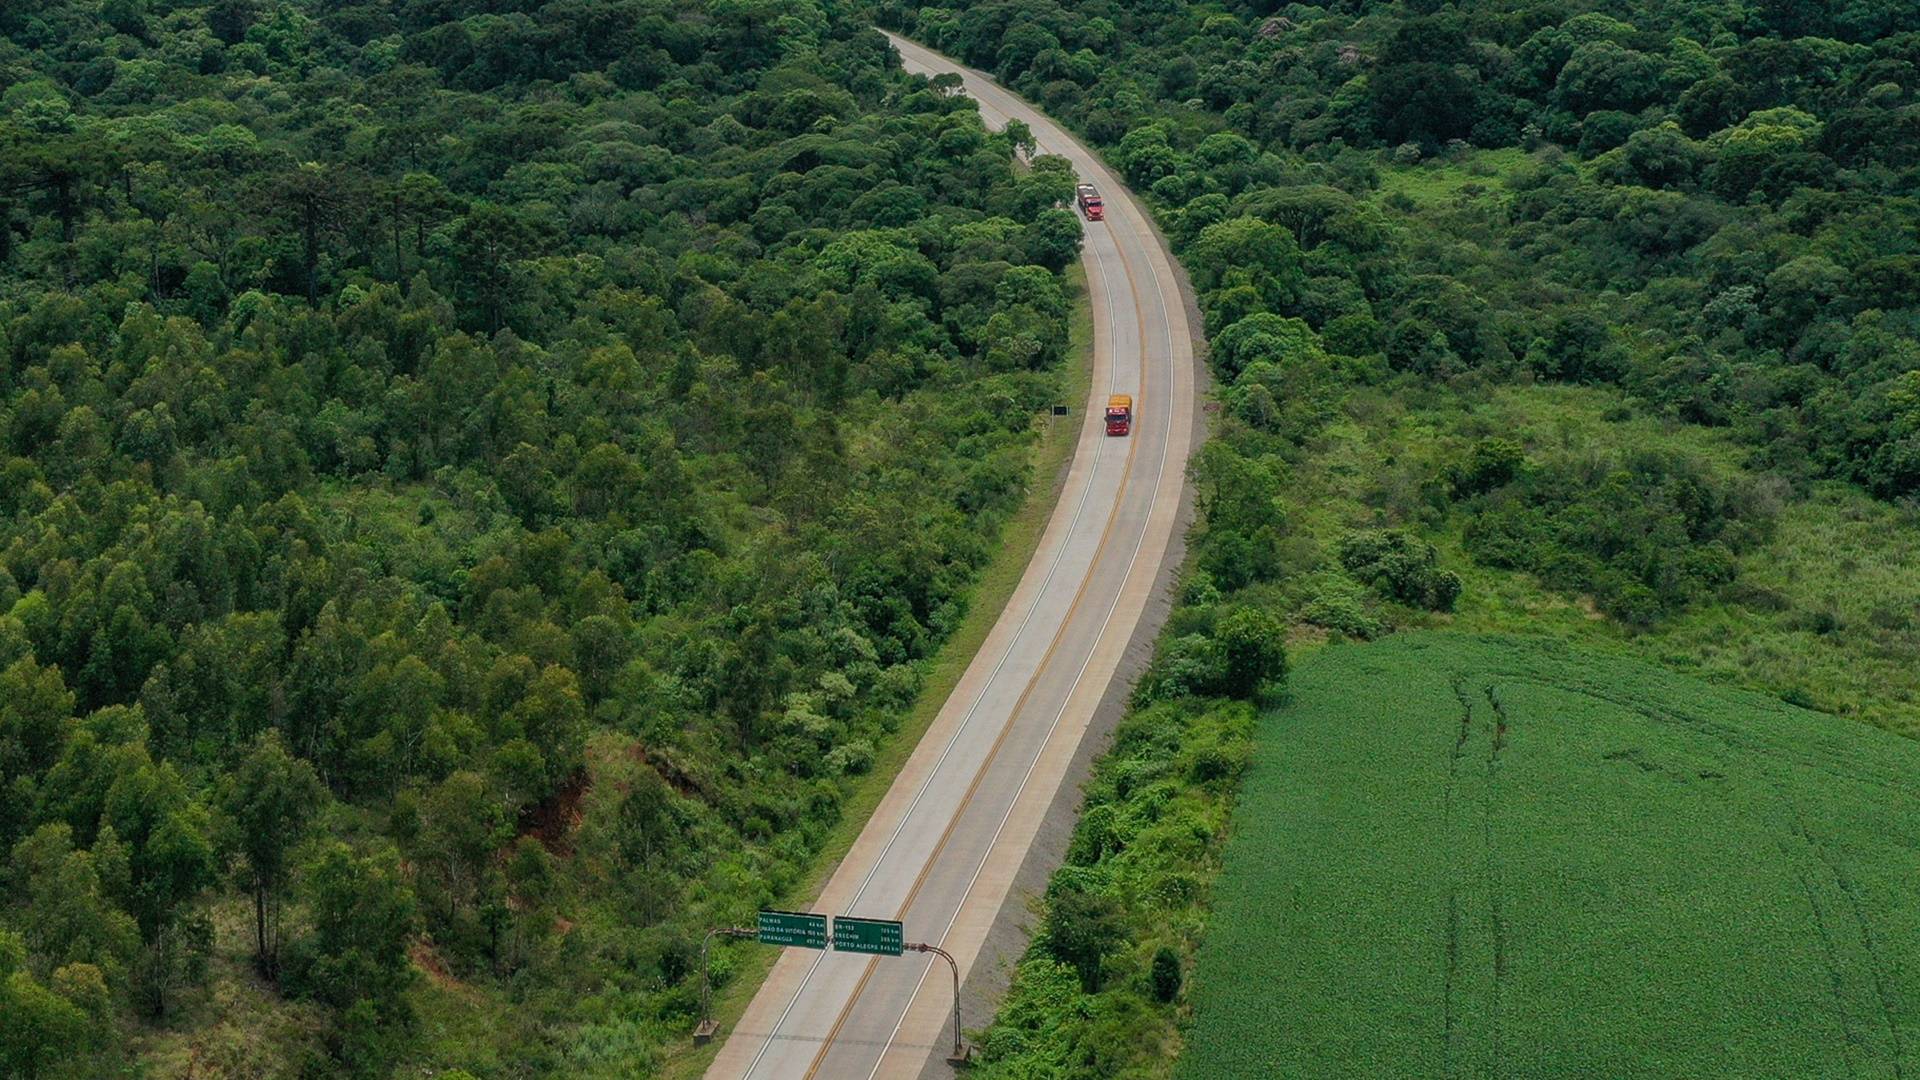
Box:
[1106,394,1132,436]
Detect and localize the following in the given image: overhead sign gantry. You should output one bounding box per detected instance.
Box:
[695,911,964,1063]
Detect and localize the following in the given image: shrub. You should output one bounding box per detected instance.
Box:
[1301,577,1385,639]
[1044,888,1125,992]
[1446,437,1526,497]
[1337,530,1463,611]
[1150,947,1182,1003]
[1461,449,1773,624]
[1137,605,1288,703]
[1137,633,1228,703]
[1212,605,1289,701]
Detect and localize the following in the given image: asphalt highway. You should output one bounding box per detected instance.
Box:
[704,32,1198,1080]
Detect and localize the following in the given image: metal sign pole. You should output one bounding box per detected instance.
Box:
[695,927,757,1043]
[906,942,968,1064]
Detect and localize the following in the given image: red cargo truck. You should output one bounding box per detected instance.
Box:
[1076,184,1104,221]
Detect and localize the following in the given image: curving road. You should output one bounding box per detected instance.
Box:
[704,32,1198,1080]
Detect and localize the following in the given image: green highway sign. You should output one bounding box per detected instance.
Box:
[833,915,904,956]
[757,910,828,949]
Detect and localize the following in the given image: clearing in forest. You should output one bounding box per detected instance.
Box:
[1180,633,1920,1079]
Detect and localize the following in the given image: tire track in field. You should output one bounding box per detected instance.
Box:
[1780,839,1867,1078]
[1521,673,1905,1076]
[1540,674,1920,805]
[1838,876,1909,1079]
[1442,676,1475,1080]
[1773,831,1865,1080]
[1575,672,1908,1076]
[1789,806,1908,1079]
[1482,683,1510,1080]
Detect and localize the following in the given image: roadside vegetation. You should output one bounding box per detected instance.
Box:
[971,694,1260,1078]
[657,264,1097,1080]
[865,0,1920,1073]
[0,2,1088,1075]
[967,530,1288,1079]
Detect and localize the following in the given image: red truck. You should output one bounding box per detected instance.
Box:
[1076,183,1104,221]
[1106,394,1132,436]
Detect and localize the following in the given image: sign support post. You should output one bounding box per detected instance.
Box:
[906,941,968,1065]
[694,927,757,1043]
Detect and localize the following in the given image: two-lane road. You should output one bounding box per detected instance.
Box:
[705,33,1198,1080]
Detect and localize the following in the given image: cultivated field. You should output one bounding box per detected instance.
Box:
[1180,634,1920,1078]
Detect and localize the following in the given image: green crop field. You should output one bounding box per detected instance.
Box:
[1179,634,1920,1079]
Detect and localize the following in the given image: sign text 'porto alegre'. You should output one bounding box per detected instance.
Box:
[756,909,828,949]
[832,915,905,956]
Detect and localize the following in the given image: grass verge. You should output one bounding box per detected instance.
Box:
[1273,379,1920,736]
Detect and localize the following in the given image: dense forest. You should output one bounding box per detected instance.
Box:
[878,0,1920,675]
[889,0,1920,495]
[0,1,1087,1075]
[859,0,1920,1075]
[9,0,1920,1075]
